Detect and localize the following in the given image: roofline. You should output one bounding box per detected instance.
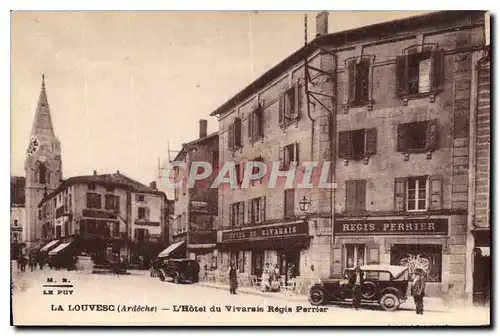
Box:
[210,10,486,117]
[172,132,218,162]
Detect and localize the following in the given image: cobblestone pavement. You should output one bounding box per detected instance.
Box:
[11,265,490,326]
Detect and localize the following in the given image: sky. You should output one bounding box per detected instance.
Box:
[11,10,431,193]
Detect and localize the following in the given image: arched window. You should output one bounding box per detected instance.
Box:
[38,162,47,184]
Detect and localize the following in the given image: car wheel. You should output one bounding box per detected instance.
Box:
[309,288,326,306]
[379,293,400,312]
[173,274,180,284]
[158,271,165,282]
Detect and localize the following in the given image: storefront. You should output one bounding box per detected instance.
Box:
[471,228,490,305]
[218,220,311,281]
[332,216,465,298]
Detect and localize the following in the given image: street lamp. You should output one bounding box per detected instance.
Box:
[299,196,311,213]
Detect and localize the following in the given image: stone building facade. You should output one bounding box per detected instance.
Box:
[208,11,488,298]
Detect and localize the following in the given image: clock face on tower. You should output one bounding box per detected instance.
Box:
[26,137,40,156]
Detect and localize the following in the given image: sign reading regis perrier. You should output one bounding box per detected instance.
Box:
[335,218,448,235]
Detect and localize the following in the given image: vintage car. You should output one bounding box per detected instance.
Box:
[308,265,410,311]
[156,258,200,284]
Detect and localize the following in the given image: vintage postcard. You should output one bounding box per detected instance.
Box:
[10,10,491,326]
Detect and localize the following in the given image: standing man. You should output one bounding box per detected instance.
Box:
[351,264,363,310]
[228,262,238,295]
[412,268,426,315]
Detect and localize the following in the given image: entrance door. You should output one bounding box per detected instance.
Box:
[278,250,300,283]
[252,251,264,276]
[473,247,491,305]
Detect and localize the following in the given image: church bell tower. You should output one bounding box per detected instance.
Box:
[24,74,63,247]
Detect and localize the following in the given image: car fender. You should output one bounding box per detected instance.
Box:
[380,286,402,298]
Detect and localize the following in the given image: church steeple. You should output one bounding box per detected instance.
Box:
[30,74,55,138]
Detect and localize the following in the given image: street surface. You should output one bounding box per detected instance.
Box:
[11,265,490,326]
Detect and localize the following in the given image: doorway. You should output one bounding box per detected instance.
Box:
[473,247,491,306]
[278,250,300,283]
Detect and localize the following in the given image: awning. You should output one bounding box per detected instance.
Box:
[158,241,185,258]
[49,242,71,256]
[40,240,59,252]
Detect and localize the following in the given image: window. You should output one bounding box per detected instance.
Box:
[250,157,264,186]
[38,209,42,220]
[138,207,149,220]
[228,117,242,151]
[136,194,145,202]
[135,228,148,242]
[14,219,18,226]
[230,202,245,227]
[86,193,101,209]
[338,128,377,160]
[279,82,301,127]
[284,189,295,219]
[105,195,120,212]
[345,244,366,269]
[280,142,299,170]
[64,220,69,237]
[212,150,219,170]
[406,176,428,211]
[396,48,444,97]
[248,105,264,142]
[38,163,47,184]
[234,164,243,187]
[347,58,370,105]
[345,180,366,213]
[397,120,438,153]
[390,244,442,282]
[55,226,62,239]
[88,183,96,190]
[249,197,266,224]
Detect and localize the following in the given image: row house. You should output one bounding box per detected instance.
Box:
[37,171,167,263]
[11,176,27,258]
[169,120,219,270]
[209,10,489,300]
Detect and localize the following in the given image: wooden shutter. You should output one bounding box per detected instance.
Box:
[293,81,301,119]
[394,177,407,212]
[248,112,254,142]
[331,246,343,277]
[431,49,445,92]
[338,131,351,159]
[228,124,234,151]
[367,245,380,265]
[279,147,285,170]
[247,200,252,224]
[146,207,150,221]
[294,142,300,164]
[429,175,443,210]
[239,202,245,227]
[284,189,295,219]
[397,124,409,152]
[395,55,408,97]
[278,93,285,126]
[357,59,370,102]
[365,128,377,156]
[355,180,366,212]
[229,204,233,227]
[234,118,242,148]
[347,59,357,104]
[426,119,438,151]
[260,197,266,223]
[345,180,356,212]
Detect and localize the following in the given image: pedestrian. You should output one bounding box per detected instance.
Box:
[29,254,36,272]
[260,268,271,292]
[351,264,363,310]
[38,253,46,270]
[412,268,426,315]
[228,262,238,295]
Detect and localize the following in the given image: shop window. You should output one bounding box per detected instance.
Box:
[284,189,295,219]
[86,193,101,209]
[280,142,299,170]
[338,128,377,160]
[345,244,366,269]
[278,250,300,279]
[279,82,301,127]
[230,202,245,227]
[248,197,266,224]
[252,251,264,276]
[396,48,444,97]
[345,180,366,213]
[390,244,442,282]
[248,105,264,142]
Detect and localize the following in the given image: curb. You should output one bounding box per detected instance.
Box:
[195,282,309,303]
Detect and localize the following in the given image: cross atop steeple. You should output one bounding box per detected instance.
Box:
[30,73,55,138]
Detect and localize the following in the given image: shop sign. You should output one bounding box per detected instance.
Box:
[335,218,448,235]
[222,221,308,242]
[82,209,117,220]
[134,220,160,227]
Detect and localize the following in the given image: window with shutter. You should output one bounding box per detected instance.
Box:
[255,107,264,139]
[234,118,242,148]
[406,176,428,211]
[293,81,301,119]
[355,180,366,212]
[345,180,356,212]
[394,178,406,212]
[356,59,370,103]
[365,128,377,156]
[248,112,254,142]
[429,175,443,210]
[228,124,234,151]
[431,49,445,92]
[426,119,438,151]
[395,55,408,97]
[239,202,245,226]
[278,93,285,126]
[284,189,295,219]
[347,59,357,104]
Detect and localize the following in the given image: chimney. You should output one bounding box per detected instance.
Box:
[150,181,157,190]
[93,170,97,176]
[199,119,207,138]
[116,170,120,175]
[316,11,329,37]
